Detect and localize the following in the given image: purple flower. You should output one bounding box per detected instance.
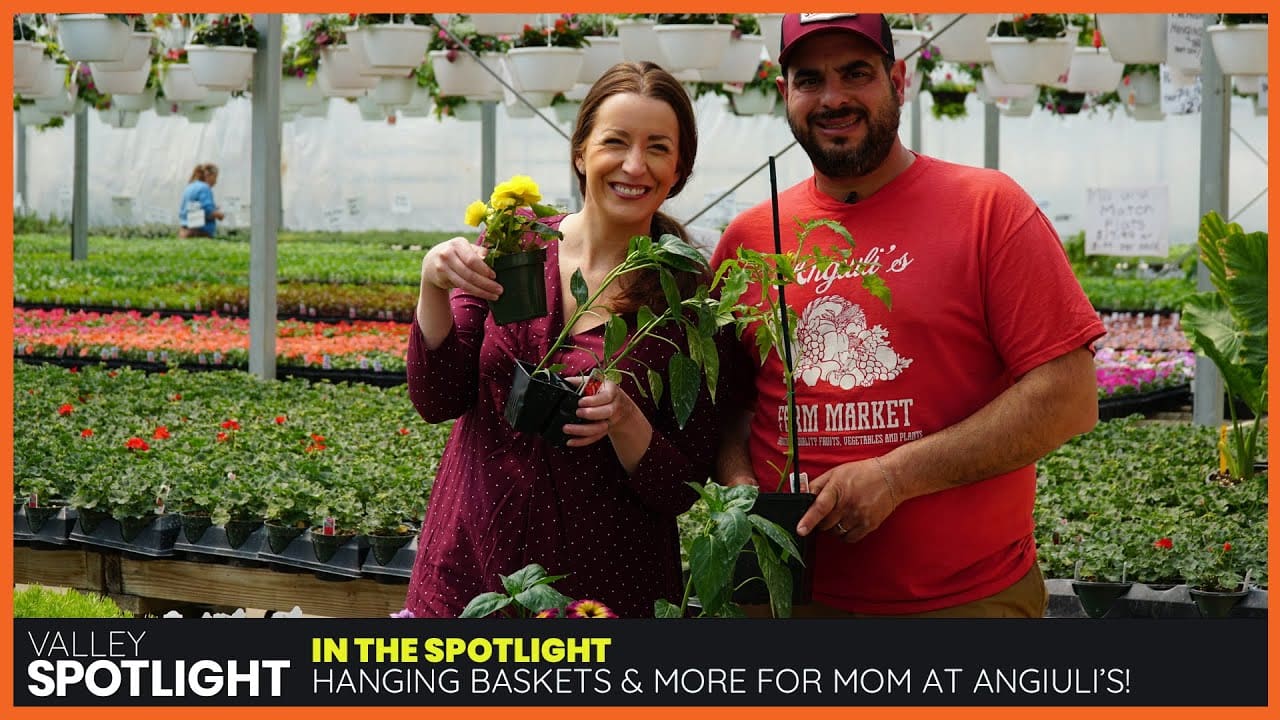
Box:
[389,608,415,618]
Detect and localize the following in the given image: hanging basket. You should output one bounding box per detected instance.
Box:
[552,99,581,124]
[88,59,150,95]
[578,36,623,85]
[398,86,434,116]
[14,40,47,90]
[185,45,255,91]
[1124,103,1165,122]
[928,14,998,64]
[111,87,155,112]
[616,18,666,64]
[891,29,927,101]
[505,47,584,94]
[1096,14,1168,64]
[1207,23,1269,76]
[469,14,540,36]
[181,103,215,123]
[356,94,387,121]
[34,90,79,115]
[57,14,131,63]
[730,87,778,116]
[359,23,432,71]
[758,13,785,63]
[371,75,416,107]
[24,61,71,100]
[654,24,734,71]
[997,93,1039,117]
[697,35,766,84]
[17,104,54,126]
[93,32,153,72]
[317,46,379,97]
[281,75,325,108]
[504,98,537,119]
[430,50,502,100]
[1062,47,1125,94]
[1125,70,1161,106]
[986,36,1074,86]
[161,64,211,103]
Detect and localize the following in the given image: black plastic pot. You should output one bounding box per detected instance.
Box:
[367,532,415,566]
[732,492,817,608]
[505,360,581,446]
[179,512,213,544]
[1189,587,1250,618]
[488,249,548,325]
[311,530,357,563]
[24,501,68,534]
[265,521,305,554]
[77,507,110,534]
[1071,580,1133,619]
[224,518,264,549]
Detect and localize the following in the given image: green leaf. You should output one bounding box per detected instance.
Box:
[514,584,573,614]
[604,314,628,361]
[697,331,719,401]
[752,532,793,618]
[653,599,683,618]
[659,268,683,313]
[722,483,758,513]
[689,534,733,614]
[711,508,753,553]
[668,352,699,428]
[570,269,588,309]
[503,563,548,593]
[637,305,657,330]
[654,234,709,273]
[459,592,512,618]
[647,368,664,406]
[530,202,561,218]
[749,513,802,564]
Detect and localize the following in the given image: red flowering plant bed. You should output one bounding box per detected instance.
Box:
[14,363,446,544]
[14,308,410,374]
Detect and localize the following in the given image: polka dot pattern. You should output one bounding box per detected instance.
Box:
[403,230,717,618]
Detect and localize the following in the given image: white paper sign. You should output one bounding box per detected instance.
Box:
[345,195,363,217]
[390,192,412,215]
[323,206,345,230]
[1166,14,1203,73]
[111,195,133,222]
[1085,186,1169,257]
[184,201,206,228]
[1161,65,1201,114]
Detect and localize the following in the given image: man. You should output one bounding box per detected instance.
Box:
[711,13,1104,617]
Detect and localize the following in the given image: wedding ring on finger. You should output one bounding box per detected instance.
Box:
[835,522,848,534]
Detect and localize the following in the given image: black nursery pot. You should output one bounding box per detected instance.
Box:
[1071,580,1133,619]
[488,249,548,325]
[732,492,818,607]
[505,360,582,447]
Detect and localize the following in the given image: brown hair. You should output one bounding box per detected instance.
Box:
[189,163,219,183]
[570,62,706,314]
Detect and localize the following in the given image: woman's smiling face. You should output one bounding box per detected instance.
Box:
[575,92,682,233]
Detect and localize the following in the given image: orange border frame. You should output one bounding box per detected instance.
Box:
[3,3,1276,720]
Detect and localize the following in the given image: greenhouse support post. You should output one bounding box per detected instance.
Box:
[15,119,27,212]
[71,106,88,261]
[1193,13,1227,427]
[983,100,999,170]
[481,101,497,203]
[248,13,283,381]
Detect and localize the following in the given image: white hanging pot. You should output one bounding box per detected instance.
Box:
[928,14,997,64]
[553,99,581,124]
[1063,47,1125,93]
[201,89,231,107]
[986,36,1073,86]
[997,93,1038,117]
[161,64,210,103]
[112,87,155,112]
[398,86,434,116]
[57,14,131,62]
[430,50,501,99]
[93,32,153,72]
[758,13,784,63]
[13,40,46,91]
[697,35,766,84]
[372,75,416,106]
[731,87,778,116]
[359,23,433,71]
[185,45,255,91]
[1096,14,1167,64]
[153,98,177,116]
[34,88,79,114]
[18,104,55,126]
[343,27,407,78]
[501,65,555,108]
[115,109,140,128]
[1233,74,1263,94]
[452,101,483,121]
[1207,23,1269,76]
[1125,70,1160,106]
[318,46,380,97]
[503,97,537,118]
[87,60,150,95]
[23,59,70,100]
[468,14,540,36]
[617,18,665,64]
[1125,102,1165,122]
[980,64,1036,99]
[356,93,386,121]
[654,24,733,71]
[505,47,584,94]
[180,103,214,123]
[579,36,623,84]
[100,108,140,128]
[281,75,325,108]
[892,29,927,100]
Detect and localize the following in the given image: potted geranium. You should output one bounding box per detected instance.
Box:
[462,174,563,325]
[185,13,257,91]
[729,59,780,117]
[506,14,588,97]
[1070,534,1133,618]
[428,15,509,100]
[1183,541,1250,617]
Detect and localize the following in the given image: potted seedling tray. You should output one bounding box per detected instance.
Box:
[69,513,182,557]
[257,529,369,580]
[173,523,268,565]
[360,534,418,582]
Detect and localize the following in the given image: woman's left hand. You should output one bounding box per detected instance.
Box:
[562,374,646,448]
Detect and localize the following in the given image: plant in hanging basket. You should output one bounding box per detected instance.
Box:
[653,14,734,26]
[927,75,975,120]
[992,13,1068,41]
[188,14,258,48]
[1180,212,1268,483]
[1220,14,1269,26]
[352,13,434,27]
[510,15,590,49]
[1039,86,1086,115]
[463,174,564,325]
[574,14,616,37]
[429,16,513,58]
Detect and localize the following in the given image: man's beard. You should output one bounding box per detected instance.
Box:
[787,89,900,179]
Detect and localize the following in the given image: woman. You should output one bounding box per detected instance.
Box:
[404,62,714,618]
[177,163,225,238]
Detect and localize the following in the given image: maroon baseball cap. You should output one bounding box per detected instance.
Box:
[778,13,894,66]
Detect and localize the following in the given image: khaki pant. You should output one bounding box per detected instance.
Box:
[746,563,1048,618]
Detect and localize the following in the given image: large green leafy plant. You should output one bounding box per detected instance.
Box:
[1180,211,1268,482]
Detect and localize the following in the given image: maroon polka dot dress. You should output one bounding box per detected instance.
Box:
[404,237,716,618]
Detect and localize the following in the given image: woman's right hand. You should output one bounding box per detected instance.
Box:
[421,236,503,301]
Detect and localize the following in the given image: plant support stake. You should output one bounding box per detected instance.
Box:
[769,156,802,495]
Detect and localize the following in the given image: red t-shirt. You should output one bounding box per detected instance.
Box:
[712,153,1105,614]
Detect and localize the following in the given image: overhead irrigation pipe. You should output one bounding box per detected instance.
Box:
[682,14,969,227]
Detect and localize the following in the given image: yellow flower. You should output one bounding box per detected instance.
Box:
[463,200,487,227]
[490,174,541,209]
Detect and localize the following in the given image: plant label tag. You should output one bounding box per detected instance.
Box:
[28,492,38,509]
[322,354,332,369]
[185,201,206,228]
[391,192,412,215]
[798,472,810,494]
[345,195,363,217]
[324,207,344,230]
[322,517,336,536]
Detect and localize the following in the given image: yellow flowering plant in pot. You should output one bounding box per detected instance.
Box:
[462,174,564,325]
